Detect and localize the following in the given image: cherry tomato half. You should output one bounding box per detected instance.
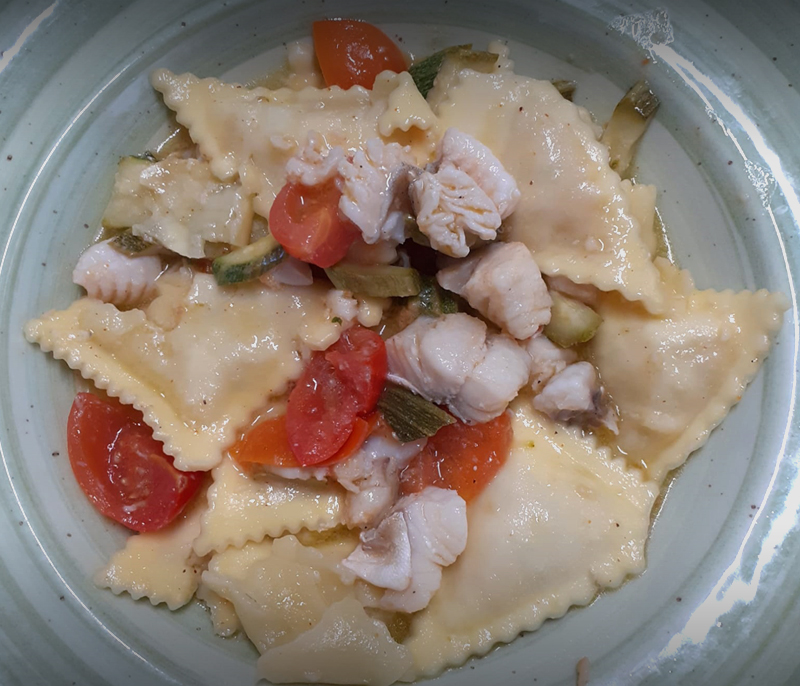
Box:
[269,180,359,268]
[324,325,387,414]
[286,326,387,465]
[232,412,378,469]
[67,393,205,532]
[399,412,513,503]
[286,353,360,465]
[313,19,407,90]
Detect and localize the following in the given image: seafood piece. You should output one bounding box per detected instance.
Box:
[285,131,345,186]
[386,314,531,423]
[341,512,412,591]
[410,166,500,258]
[72,239,162,308]
[437,241,551,339]
[286,135,417,247]
[532,361,618,433]
[438,127,520,218]
[386,314,486,402]
[378,487,468,613]
[449,334,533,424]
[260,257,313,287]
[337,138,417,246]
[526,334,578,392]
[331,434,426,528]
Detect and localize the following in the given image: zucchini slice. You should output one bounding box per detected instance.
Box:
[601,80,660,178]
[325,264,423,298]
[212,235,286,286]
[544,291,602,348]
[109,230,159,257]
[409,45,498,98]
[416,276,458,316]
[378,383,455,442]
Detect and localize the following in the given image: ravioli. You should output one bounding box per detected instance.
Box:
[402,407,657,676]
[590,259,787,483]
[434,68,666,313]
[25,274,335,471]
[23,30,787,686]
[151,69,439,217]
[192,455,344,556]
[94,489,208,610]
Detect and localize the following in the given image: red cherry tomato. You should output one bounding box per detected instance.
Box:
[313,19,407,89]
[324,325,387,414]
[232,412,378,468]
[269,180,359,268]
[399,412,513,503]
[286,326,387,465]
[286,353,360,465]
[67,393,205,532]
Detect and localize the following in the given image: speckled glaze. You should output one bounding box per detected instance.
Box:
[1,1,799,684]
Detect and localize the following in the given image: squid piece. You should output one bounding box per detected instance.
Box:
[72,239,162,308]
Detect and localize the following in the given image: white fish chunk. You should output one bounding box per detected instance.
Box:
[378,487,468,613]
[450,333,533,424]
[338,138,417,246]
[331,433,426,528]
[341,511,412,591]
[410,166,501,258]
[284,131,344,186]
[437,241,551,339]
[526,334,577,392]
[532,361,618,433]
[260,256,313,287]
[73,239,162,308]
[439,127,520,218]
[386,314,487,402]
[386,313,532,423]
[286,135,416,247]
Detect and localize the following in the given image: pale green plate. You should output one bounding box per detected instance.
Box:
[1,1,798,684]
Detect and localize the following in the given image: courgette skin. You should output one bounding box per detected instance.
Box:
[325,264,423,298]
[416,276,458,316]
[601,80,660,177]
[409,45,498,98]
[212,235,286,286]
[109,230,158,256]
[377,383,455,442]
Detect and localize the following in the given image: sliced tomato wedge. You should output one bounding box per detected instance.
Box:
[67,393,205,532]
[399,412,513,503]
[269,180,359,268]
[313,19,407,89]
[286,326,387,466]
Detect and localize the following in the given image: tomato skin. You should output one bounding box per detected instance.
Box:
[324,326,387,414]
[286,353,360,465]
[286,326,387,466]
[313,19,407,90]
[233,412,378,468]
[269,180,359,268]
[67,393,204,532]
[399,412,513,503]
[230,415,299,468]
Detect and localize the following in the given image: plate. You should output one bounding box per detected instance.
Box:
[1,1,798,684]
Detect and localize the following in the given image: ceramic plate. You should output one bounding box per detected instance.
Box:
[1,1,798,684]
